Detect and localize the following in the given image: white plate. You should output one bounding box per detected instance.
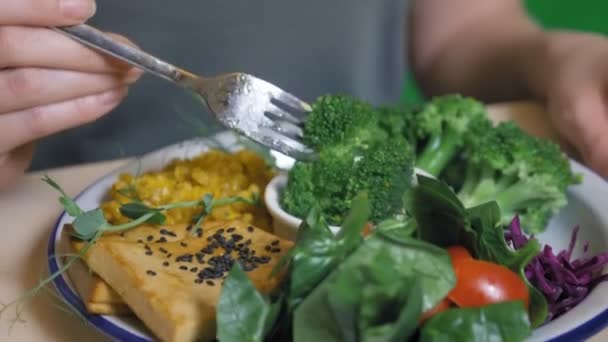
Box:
[48,131,608,342]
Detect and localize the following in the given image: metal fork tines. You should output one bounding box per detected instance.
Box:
[53,24,315,161]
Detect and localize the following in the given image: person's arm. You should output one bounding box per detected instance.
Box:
[409,0,542,102]
[409,0,608,177]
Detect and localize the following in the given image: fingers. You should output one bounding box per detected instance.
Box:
[0,67,140,113]
[548,87,608,177]
[0,143,35,191]
[1,0,96,26]
[0,87,127,153]
[0,26,136,72]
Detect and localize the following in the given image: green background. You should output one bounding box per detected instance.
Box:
[402,0,608,104]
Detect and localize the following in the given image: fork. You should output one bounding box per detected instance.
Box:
[52,24,315,161]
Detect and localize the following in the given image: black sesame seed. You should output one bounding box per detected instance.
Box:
[147,235,154,242]
[194,278,203,284]
[206,280,215,286]
[180,242,188,247]
[271,240,279,246]
[146,270,156,276]
[137,239,144,244]
[247,226,254,233]
[162,261,170,267]
[227,227,236,233]
[159,247,168,254]
[259,256,271,264]
[231,234,244,242]
[196,228,203,237]
[190,267,198,273]
[119,232,126,237]
[272,248,281,253]
[159,228,177,237]
[186,225,193,231]
[179,265,188,271]
[145,250,153,256]
[217,228,225,235]
[144,244,151,250]
[167,253,173,258]
[244,239,252,246]
[265,245,271,252]
[176,254,193,263]
[156,237,167,243]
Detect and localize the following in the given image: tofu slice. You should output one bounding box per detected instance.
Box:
[83,221,292,342]
[67,223,193,315]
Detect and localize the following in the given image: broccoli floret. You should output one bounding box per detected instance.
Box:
[281,163,316,219]
[376,103,418,143]
[303,94,385,149]
[282,94,415,225]
[455,122,581,233]
[413,95,492,176]
[347,138,414,222]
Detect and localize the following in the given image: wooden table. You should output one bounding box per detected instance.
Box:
[0,102,604,341]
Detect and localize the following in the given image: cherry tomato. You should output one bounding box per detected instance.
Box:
[419,297,452,324]
[361,222,374,237]
[447,245,472,262]
[448,258,530,309]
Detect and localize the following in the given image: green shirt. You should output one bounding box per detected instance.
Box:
[31,0,409,170]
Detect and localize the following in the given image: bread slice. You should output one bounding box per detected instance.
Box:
[83,221,292,342]
[66,223,193,314]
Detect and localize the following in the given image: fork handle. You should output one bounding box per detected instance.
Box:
[52,24,200,88]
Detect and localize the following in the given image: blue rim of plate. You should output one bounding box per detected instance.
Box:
[46,153,608,342]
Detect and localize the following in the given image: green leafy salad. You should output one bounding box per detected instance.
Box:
[214,94,608,342]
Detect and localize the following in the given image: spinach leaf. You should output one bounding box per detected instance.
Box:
[284,192,371,309]
[374,216,417,239]
[466,203,548,328]
[293,233,455,342]
[119,203,166,225]
[359,280,423,342]
[420,301,531,342]
[216,264,281,342]
[406,175,469,247]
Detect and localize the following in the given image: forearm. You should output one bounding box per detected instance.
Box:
[409,0,547,103]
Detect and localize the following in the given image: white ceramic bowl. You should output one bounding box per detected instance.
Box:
[264,168,434,240]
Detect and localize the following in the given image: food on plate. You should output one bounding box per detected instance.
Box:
[101,149,275,230]
[25,93,604,341]
[282,94,415,225]
[63,148,276,315]
[283,94,580,233]
[445,245,530,310]
[78,220,292,342]
[67,223,193,314]
[216,176,607,342]
[506,216,608,321]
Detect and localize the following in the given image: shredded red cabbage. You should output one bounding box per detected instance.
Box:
[505,215,608,322]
